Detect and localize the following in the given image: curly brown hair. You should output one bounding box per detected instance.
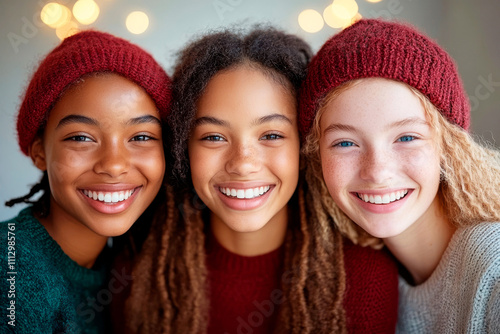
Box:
[124,26,348,333]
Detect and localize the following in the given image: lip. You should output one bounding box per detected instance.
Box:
[351,189,413,214]
[79,185,142,214]
[215,183,275,211]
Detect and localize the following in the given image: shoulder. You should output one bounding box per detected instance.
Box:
[443,222,500,305]
[451,222,500,271]
[0,207,45,238]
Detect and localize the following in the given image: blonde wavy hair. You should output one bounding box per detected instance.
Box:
[303,78,500,247]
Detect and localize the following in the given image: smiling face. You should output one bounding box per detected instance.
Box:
[188,65,299,248]
[318,78,443,241]
[31,73,165,238]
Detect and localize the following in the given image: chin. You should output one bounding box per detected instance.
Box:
[90,221,136,238]
[226,221,268,234]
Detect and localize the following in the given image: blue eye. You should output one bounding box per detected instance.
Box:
[335,141,355,147]
[398,135,415,142]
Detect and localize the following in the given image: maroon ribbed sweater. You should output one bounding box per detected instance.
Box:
[206,237,398,334]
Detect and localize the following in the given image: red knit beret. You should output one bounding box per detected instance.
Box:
[17,30,172,155]
[299,19,470,139]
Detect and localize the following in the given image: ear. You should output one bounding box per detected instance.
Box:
[29,137,47,171]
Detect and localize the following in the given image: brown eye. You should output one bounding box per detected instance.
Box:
[131,135,155,141]
[65,135,92,142]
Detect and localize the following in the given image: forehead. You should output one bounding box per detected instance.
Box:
[47,73,159,123]
[196,65,297,121]
[322,78,426,124]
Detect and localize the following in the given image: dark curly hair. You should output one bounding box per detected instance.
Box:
[125,26,347,333]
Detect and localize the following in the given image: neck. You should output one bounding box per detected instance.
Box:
[210,207,288,257]
[383,196,457,285]
[39,213,108,268]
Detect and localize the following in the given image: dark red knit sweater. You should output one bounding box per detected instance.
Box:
[206,237,398,334]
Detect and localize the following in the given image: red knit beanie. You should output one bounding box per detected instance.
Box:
[17,30,172,155]
[299,19,470,139]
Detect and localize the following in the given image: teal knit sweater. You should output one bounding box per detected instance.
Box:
[397,222,500,333]
[0,207,109,333]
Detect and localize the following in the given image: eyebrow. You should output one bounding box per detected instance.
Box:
[193,116,229,128]
[323,123,356,136]
[323,117,428,136]
[127,115,161,126]
[56,114,161,129]
[56,115,98,129]
[193,113,292,128]
[390,117,428,128]
[251,113,292,126]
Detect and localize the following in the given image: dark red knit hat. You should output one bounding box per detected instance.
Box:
[17,30,172,155]
[299,19,470,139]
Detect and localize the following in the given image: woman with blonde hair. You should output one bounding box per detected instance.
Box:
[300,18,500,333]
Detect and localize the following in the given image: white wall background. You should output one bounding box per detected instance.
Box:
[1,0,499,220]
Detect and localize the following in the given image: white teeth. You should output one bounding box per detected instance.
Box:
[382,194,390,204]
[83,189,135,203]
[358,190,408,204]
[220,186,271,199]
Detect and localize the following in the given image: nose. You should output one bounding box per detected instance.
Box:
[225,141,261,176]
[359,147,393,184]
[93,140,130,177]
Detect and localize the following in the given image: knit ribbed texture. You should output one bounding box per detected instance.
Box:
[343,239,399,333]
[397,222,500,333]
[17,30,172,155]
[0,207,108,333]
[299,19,470,139]
[206,235,284,334]
[205,235,399,333]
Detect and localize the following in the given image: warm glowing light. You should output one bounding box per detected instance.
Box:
[366,0,383,3]
[323,5,350,28]
[56,20,79,40]
[332,0,359,19]
[342,12,362,29]
[73,0,100,25]
[126,11,150,34]
[41,3,72,28]
[298,9,324,33]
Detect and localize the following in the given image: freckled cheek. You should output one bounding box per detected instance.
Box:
[47,148,91,172]
[320,155,353,194]
[400,145,441,179]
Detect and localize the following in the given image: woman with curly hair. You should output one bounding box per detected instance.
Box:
[123,26,398,333]
[300,19,500,333]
